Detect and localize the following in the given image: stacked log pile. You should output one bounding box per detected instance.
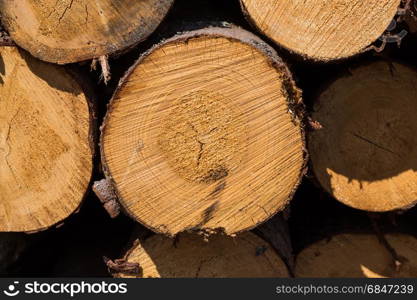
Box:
[0,0,417,278]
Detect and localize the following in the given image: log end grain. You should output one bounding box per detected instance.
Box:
[0,0,174,64]
[295,233,417,278]
[110,232,289,278]
[0,47,93,232]
[240,0,401,61]
[101,26,306,237]
[309,61,417,212]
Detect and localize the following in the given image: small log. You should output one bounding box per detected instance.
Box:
[0,0,174,64]
[108,232,289,278]
[295,233,417,278]
[99,25,306,236]
[0,47,94,232]
[240,0,401,61]
[309,61,417,212]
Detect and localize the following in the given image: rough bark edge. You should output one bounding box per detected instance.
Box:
[99,24,308,237]
[1,46,97,233]
[307,60,417,213]
[92,179,120,218]
[108,230,291,278]
[0,1,174,64]
[239,0,402,63]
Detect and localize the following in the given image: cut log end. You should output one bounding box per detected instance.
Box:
[0,47,93,232]
[240,0,401,61]
[101,26,305,236]
[111,232,289,278]
[295,233,417,278]
[309,62,417,212]
[0,0,174,64]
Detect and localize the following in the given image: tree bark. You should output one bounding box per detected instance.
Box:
[0,0,174,64]
[98,24,306,237]
[240,0,401,61]
[0,46,95,232]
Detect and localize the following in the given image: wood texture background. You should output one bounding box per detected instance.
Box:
[1,0,417,277]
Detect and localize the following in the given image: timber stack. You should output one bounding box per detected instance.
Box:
[0,0,417,278]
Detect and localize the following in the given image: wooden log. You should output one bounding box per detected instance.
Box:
[0,0,174,64]
[240,0,401,61]
[0,46,94,232]
[295,233,417,278]
[99,25,306,237]
[309,61,417,212]
[107,232,289,278]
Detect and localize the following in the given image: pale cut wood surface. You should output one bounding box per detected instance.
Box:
[0,47,92,232]
[101,26,305,237]
[295,233,417,278]
[0,0,174,64]
[114,232,289,278]
[309,62,417,212]
[240,0,401,61]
